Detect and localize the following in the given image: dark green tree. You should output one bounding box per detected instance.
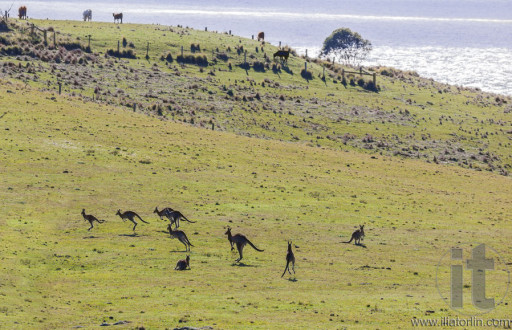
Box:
[321,28,372,66]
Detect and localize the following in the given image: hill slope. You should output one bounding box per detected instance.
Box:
[1,19,512,176]
[0,78,511,328]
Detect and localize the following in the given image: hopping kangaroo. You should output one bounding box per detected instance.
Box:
[81,209,105,231]
[281,241,296,277]
[225,228,264,262]
[116,209,149,231]
[168,224,194,251]
[344,225,365,245]
[154,207,195,229]
[175,255,190,270]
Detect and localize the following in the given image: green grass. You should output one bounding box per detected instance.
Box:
[0,77,511,328]
[2,19,512,176]
[1,19,512,328]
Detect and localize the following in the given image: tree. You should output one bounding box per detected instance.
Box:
[321,28,372,66]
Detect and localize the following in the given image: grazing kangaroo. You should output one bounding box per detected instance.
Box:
[116,209,149,231]
[225,228,264,262]
[344,225,365,245]
[168,224,194,251]
[281,241,296,277]
[175,255,190,270]
[81,209,105,231]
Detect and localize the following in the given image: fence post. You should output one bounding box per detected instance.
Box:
[304,61,307,73]
[373,72,376,86]
[181,45,183,57]
[244,50,247,65]
[43,30,47,46]
[146,42,149,60]
[30,24,34,35]
[305,49,308,58]
[205,27,207,31]
[251,35,254,40]
[88,35,91,50]
[117,40,120,54]
[133,103,137,112]
[53,31,57,48]
[359,67,363,77]
[58,82,62,95]
[342,69,345,79]
[229,30,231,35]
[279,41,281,48]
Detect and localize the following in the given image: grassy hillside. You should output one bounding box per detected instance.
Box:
[1,19,512,177]
[1,73,512,329]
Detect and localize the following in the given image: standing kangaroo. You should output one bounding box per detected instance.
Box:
[116,209,149,231]
[225,228,264,262]
[154,207,172,220]
[81,209,105,231]
[175,255,190,270]
[168,224,194,251]
[281,241,296,277]
[344,225,365,245]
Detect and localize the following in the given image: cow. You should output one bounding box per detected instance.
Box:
[257,31,264,42]
[18,6,27,20]
[113,12,123,24]
[83,9,92,22]
[273,50,290,63]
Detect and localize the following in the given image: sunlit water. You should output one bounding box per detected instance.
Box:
[1,0,510,95]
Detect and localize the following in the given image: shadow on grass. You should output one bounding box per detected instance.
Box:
[287,277,298,282]
[83,236,98,239]
[231,262,257,267]
[169,250,188,253]
[119,233,139,237]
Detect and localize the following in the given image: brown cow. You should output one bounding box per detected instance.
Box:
[257,31,264,42]
[18,6,27,20]
[113,12,123,24]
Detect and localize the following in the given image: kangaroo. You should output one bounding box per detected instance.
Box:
[166,209,196,229]
[175,255,190,270]
[81,209,105,231]
[168,224,194,251]
[281,241,296,277]
[116,209,149,231]
[154,207,172,220]
[344,225,365,245]
[225,227,264,262]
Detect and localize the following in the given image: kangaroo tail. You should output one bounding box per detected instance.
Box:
[247,239,264,252]
[135,214,149,224]
[281,262,289,278]
[343,236,354,244]
[186,238,194,247]
[182,215,196,223]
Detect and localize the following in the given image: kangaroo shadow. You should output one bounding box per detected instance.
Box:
[83,235,98,239]
[231,262,257,267]
[287,277,298,282]
[119,233,139,237]
[355,243,367,248]
[169,250,188,253]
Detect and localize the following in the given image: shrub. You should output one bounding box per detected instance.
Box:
[301,69,313,80]
[357,78,365,87]
[253,61,265,72]
[106,49,137,59]
[122,37,127,48]
[190,43,200,53]
[216,53,228,61]
[176,54,208,66]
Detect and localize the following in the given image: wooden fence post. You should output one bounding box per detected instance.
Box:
[133,103,137,112]
[88,35,91,50]
[342,69,345,79]
[205,27,207,31]
[304,61,307,73]
[146,42,149,60]
[373,72,376,86]
[117,40,120,54]
[279,41,281,48]
[181,45,183,57]
[43,30,47,46]
[58,82,62,95]
[305,49,308,58]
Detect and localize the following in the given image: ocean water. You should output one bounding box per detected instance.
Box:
[1,0,511,95]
